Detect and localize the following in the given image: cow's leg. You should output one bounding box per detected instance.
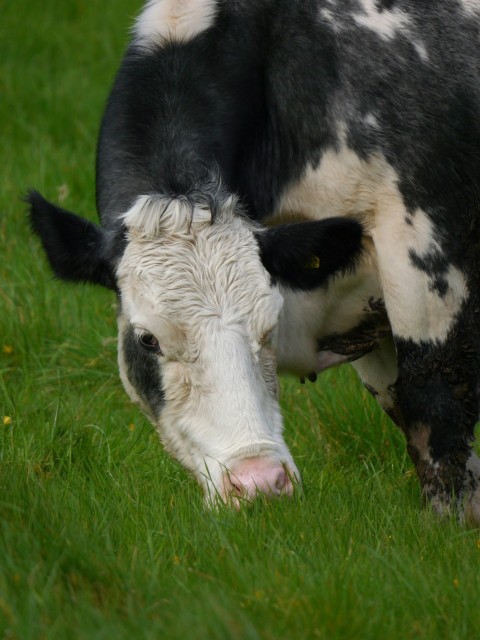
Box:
[350,337,401,425]
[393,325,480,525]
[373,209,480,525]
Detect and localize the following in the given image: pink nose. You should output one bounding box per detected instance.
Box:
[226,458,293,500]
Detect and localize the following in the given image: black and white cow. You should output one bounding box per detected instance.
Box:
[29,0,480,523]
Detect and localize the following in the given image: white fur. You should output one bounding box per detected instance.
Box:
[275,259,383,375]
[351,338,398,412]
[276,145,467,345]
[320,8,340,30]
[117,197,297,500]
[373,206,468,343]
[277,144,380,223]
[364,113,380,129]
[122,194,214,237]
[135,0,218,48]
[459,0,480,16]
[352,0,411,41]
[412,41,429,62]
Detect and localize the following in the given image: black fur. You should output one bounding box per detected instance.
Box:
[122,324,165,419]
[257,218,363,290]
[95,11,268,227]
[27,190,119,291]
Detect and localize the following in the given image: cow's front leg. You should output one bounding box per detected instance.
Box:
[351,337,480,525]
[394,332,480,525]
[373,210,480,525]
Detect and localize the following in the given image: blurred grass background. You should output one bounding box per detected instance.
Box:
[1,2,479,638]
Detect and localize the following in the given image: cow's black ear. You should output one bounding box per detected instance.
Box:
[27,190,118,291]
[257,218,363,290]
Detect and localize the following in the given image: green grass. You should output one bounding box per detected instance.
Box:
[1,2,480,638]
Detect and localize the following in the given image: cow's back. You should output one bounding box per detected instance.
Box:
[243,1,480,230]
[96,0,275,228]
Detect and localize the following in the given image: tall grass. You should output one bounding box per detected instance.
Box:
[1,2,479,638]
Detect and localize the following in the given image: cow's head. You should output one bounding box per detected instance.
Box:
[28,190,362,505]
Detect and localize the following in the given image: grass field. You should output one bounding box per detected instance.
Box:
[1,2,480,638]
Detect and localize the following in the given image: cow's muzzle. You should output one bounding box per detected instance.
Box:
[221,457,297,506]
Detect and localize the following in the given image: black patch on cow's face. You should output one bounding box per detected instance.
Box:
[121,322,165,419]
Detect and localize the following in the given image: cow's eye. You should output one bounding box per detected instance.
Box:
[138,333,162,354]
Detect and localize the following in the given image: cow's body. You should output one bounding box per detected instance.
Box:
[29,0,480,523]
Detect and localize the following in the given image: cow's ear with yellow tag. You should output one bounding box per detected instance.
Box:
[305,255,320,269]
[257,217,363,291]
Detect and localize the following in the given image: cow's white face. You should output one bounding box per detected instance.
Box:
[28,189,363,506]
[115,195,298,504]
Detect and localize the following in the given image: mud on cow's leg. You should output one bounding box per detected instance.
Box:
[354,331,480,524]
[395,330,480,525]
[373,207,480,525]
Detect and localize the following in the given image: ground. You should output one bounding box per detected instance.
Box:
[1,1,480,638]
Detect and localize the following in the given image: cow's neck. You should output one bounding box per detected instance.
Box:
[274,254,386,377]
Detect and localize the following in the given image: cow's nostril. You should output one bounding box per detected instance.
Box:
[275,468,286,491]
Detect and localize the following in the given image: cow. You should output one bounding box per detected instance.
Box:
[29,0,480,524]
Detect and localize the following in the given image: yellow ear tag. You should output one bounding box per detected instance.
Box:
[306,255,321,269]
